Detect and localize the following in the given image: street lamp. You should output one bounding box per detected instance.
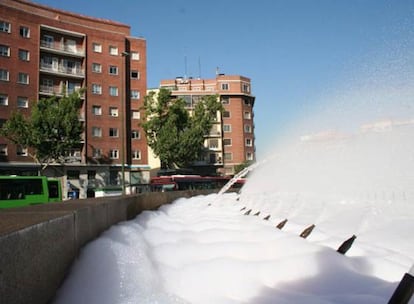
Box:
[121,51,129,195]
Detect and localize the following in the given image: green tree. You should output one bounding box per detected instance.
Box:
[142,88,223,169]
[234,161,254,175]
[0,91,84,169]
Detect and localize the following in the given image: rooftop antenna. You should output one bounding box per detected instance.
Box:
[184,55,188,80]
[198,57,201,79]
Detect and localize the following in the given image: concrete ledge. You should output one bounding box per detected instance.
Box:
[0,190,214,304]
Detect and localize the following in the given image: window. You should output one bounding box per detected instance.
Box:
[242,83,250,93]
[109,149,119,159]
[92,148,102,158]
[66,149,81,160]
[19,26,30,38]
[223,111,230,118]
[66,39,76,53]
[17,97,28,108]
[244,99,251,106]
[18,73,29,84]
[224,153,232,161]
[92,105,102,115]
[131,52,140,60]
[223,138,232,146]
[109,46,118,55]
[41,55,52,68]
[67,170,80,180]
[62,59,80,74]
[244,124,252,133]
[209,139,219,149]
[0,69,9,81]
[244,111,251,119]
[0,144,7,156]
[40,78,53,93]
[92,43,102,53]
[109,107,118,117]
[131,70,139,79]
[132,150,141,160]
[42,78,53,87]
[109,170,119,185]
[221,83,229,90]
[0,45,10,57]
[131,110,140,119]
[223,124,231,132]
[245,138,253,147]
[67,82,80,94]
[16,146,28,156]
[92,63,102,73]
[210,124,220,135]
[109,86,118,96]
[18,49,29,61]
[131,130,140,139]
[109,65,118,75]
[131,90,140,100]
[42,35,54,48]
[109,128,118,137]
[92,127,102,137]
[0,21,11,33]
[92,84,102,95]
[209,153,219,164]
[221,97,229,105]
[246,152,254,161]
[0,94,8,106]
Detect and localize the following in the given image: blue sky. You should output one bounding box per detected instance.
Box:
[34,0,414,158]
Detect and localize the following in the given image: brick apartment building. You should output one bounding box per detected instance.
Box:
[158,74,256,175]
[0,0,148,198]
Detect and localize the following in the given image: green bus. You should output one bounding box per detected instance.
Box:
[0,176,62,208]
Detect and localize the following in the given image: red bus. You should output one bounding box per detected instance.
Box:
[150,175,245,192]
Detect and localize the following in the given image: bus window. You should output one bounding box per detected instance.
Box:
[0,180,12,199]
[0,180,25,200]
[21,179,43,195]
[48,181,59,198]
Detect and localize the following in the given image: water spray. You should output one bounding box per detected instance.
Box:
[218,158,269,195]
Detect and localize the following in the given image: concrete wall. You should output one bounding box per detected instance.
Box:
[0,190,213,304]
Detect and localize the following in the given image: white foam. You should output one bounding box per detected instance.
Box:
[53,185,414,303]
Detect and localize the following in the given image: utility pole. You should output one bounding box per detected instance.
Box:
[121,51,129,195]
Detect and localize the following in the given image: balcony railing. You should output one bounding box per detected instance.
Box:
[39,85,85,98]
[40,40,85,57]
[39,85,60,95]
[40,63,85,78]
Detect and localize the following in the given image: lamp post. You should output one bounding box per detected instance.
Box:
[121,51,129,195]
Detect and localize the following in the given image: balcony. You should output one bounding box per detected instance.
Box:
[39,85,59,95]
[40,40,85,57]
[40,63,85,78]
[207,131,222,137]
[39,85,85,99]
